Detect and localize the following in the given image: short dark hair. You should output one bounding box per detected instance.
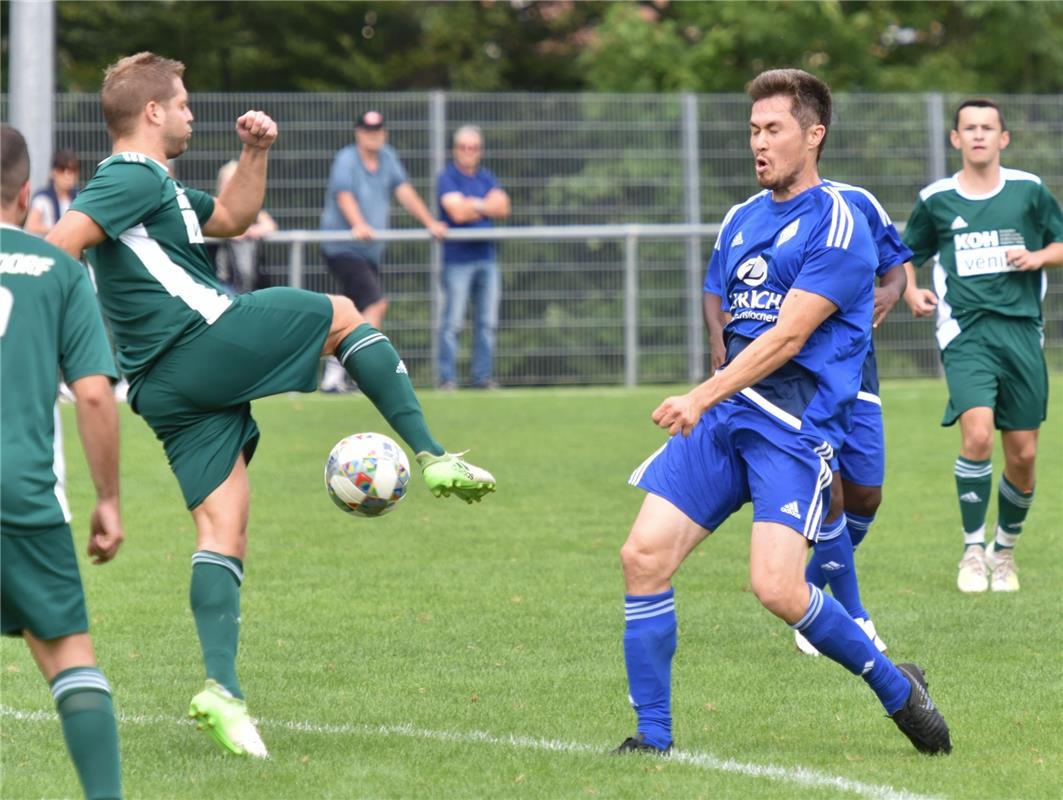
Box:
[1,124,30,206]
[953,98,1007,132]
[746,68,832,160]
[51,148,80,171]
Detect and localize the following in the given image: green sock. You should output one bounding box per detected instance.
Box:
[337,324,444,456]
[190,551,244,699]
[954,456,992,548]
[994,474,1034,551]
[50,668,122,800]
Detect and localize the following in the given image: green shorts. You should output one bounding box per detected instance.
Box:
[133,288,333,509]
[1,523,89,640]
[940,314,1048,430]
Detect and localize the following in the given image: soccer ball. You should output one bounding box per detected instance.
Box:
[324,433,411,517]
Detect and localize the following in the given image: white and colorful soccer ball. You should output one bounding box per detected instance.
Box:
[324,433,411,517]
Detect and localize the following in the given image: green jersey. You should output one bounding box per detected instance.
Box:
[903,168,1063,350]
[0,225,116,530]
[70,152,226,386]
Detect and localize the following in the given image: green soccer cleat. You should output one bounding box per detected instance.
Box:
[188,680,268,759]
[416,451,496,503]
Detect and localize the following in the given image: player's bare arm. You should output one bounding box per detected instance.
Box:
[653,288,838,436]
[69,373,124,564]
[702,291,728,372]
[395,182,448,239]
[1006,241,1063,271]
[873,263,907,328]
[902,261,937,317]
[46,210,107,261]
[203,110,277,238]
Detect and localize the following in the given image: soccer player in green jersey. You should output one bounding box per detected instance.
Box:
[1,124,124,799]
[902,99,1063,593]
[47,52,496,758]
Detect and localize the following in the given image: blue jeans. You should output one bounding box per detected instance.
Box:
[438,258,500,386]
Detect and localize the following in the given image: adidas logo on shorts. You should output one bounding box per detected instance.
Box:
[780,501,801,519]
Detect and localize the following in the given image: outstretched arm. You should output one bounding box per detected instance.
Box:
[70,374,124,564]
[653,288,838,436]
[203,111,278,238]
[395,182,447,239]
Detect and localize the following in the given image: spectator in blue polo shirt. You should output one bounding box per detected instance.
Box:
[436,125,511,390]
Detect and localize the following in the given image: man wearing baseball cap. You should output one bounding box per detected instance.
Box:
[319,110,446,392]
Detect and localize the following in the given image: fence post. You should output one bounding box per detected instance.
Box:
[681,93,704,383]
[288,240,304,290]
[428,90,447,385]
[624,231,639,387]
[926,92,946,181]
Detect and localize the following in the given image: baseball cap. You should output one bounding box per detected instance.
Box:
[356,110,385,130]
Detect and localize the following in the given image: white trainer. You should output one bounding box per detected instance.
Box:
[985,546,1020,592]
[854,617,888,653]
[957,545,989,593]
[794,629,820,656]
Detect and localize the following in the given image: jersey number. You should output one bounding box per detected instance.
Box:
[0,286,13,337]
[175,187,205,244]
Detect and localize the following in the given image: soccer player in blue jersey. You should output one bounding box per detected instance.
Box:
[615,69,951,757]
[708,183,912,657]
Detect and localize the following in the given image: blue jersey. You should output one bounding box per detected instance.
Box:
[704,183,878,450]
[437,163,501,264]
[824,181,913,398]
[705,181,912,400]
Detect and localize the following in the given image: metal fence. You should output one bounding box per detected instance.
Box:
[5,90,1062,385]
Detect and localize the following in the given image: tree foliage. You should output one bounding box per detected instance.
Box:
[2,1,1059,93]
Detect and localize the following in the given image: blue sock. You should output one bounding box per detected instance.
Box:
[847,512,875,549]
[813,515,868,620]
[623,588,676,749]
[794,584,910,714]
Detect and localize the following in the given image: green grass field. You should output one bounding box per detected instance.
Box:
[2,380,1061,799]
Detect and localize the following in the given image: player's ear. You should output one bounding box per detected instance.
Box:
[807,123,826,151]
[999,130,1010,151]
[949,129,961,151]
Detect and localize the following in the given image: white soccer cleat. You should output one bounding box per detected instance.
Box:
[985,546,1020,592]
[854,617,888,653]
[956,545,989,593]
[794,629,821,656]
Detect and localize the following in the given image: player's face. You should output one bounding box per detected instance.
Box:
[749,95,822,194]
[159,78,194,159]
[453,134,482,171]
[951,106,1009,169]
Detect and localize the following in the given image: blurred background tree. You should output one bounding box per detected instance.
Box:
[2,0,1061,93]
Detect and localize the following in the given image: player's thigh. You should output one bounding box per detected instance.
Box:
[993,318,1048,431]
[137,288,333,413]
[740,422,833,543]
[629,405,749,533]
[940,323,1000,426]
[838,400,885,488]
[1,524,89,642]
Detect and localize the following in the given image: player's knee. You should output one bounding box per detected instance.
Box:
[750,572,805,622]
[960,427,994,460]
[844,485,881,517]
[1006,442,1037,474]
[619,538,665,583]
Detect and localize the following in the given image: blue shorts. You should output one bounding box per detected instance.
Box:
[837,395,884,488]
[630,401,834,540]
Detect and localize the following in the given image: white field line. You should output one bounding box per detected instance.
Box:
[1,705,941,800]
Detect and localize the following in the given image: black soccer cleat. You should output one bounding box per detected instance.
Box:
[612,733,672,755]
[890,662,952,755]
